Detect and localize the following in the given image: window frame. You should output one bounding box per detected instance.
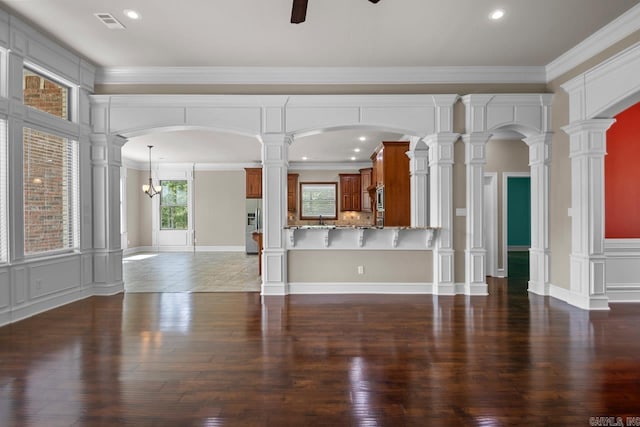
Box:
[22,126,79,257]
[22,62,74,122]
[299,182,338,220]
[159,179,189,230]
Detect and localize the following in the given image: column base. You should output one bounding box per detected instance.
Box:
[262,249,288,296]
[464,283,488,296]
[527,280,549,296]
[465,249,487,295]
[432,249,455,295]
[529,248,550,294]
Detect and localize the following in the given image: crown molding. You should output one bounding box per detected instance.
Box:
[546,3,640,82]
[95,66,546,86]
[289,161,371,171]
[122,158,367,171]
[122,159,262,171]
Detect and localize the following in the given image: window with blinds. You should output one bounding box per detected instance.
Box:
[23,127,79,255]
[0,120,7,263]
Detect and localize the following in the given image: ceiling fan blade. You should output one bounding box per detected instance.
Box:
[291,0,308,24]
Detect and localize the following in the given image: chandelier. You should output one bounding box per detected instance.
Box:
[142,145,162,198]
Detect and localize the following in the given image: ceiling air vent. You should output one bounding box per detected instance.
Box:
[94,12,125,29]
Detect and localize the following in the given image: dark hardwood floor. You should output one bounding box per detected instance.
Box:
[1,276,640,426]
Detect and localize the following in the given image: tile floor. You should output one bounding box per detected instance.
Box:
[123,252,262,292]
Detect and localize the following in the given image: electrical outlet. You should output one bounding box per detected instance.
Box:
[357,265,364,275]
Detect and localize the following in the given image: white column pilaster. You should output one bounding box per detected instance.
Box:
[90,133,126,295]
[562,119,615,310]
[462,133,491,295]
[407,148,430,227]
[426,133,458,295]
[523,133,552,296]
[261,134,289,296]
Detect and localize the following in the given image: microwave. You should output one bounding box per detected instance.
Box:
[376,185,384,212]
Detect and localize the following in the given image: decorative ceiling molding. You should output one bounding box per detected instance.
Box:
[288,161,372,171]
[122,158,369,171]
[95,66,546,86]
[546,3,640,82]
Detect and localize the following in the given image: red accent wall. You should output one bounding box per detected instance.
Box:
[605,102,640,238]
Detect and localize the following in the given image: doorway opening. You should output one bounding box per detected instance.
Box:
[504,174,531,281]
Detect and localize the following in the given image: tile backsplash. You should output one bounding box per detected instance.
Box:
[288,211,373,226]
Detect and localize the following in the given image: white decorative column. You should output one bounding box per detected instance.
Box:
[462,133,492,295]
[261,134,289,296]
[90,133,126,295]
[523,133,552,296]
[562,119,615,310]
[407,145,430,227]
[426,133,458,294]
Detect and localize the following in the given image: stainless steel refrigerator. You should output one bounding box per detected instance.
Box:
[245,199,262,254]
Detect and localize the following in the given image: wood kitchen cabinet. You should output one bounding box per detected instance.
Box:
[287,173,298,212]
[371,141,410,226]
[245,168,262,198]
[359,167,373,212]
[339,173,361,211]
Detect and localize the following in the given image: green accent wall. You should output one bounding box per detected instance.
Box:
[507,177,531,247]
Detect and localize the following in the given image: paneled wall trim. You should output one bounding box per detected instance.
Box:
[562,41,640,309]
[0,9,98,326]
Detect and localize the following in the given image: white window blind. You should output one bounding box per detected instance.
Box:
[0,120,7,263]
[23,127,79,255]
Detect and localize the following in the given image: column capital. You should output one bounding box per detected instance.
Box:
[462,132,491,165]
[563,119,615,158]
[562,118,615,136]
[425,133,458,166]
[260,133,289,166]
[422,132,460,147]
[407,149,429,174]
[523,132,552,166]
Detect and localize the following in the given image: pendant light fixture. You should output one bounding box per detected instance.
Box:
[142,145,162,198]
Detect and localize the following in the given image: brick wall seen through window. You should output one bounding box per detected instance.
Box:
[23,128,77,255]
[23,68,69,120]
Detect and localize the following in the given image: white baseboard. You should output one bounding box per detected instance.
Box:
[195,245,245,252]
[262,283,287,296]
[124,245,245,255]
[93,281,125,296]
[1,287,93,327]
[549,283,610,310]
[288,282,433,295]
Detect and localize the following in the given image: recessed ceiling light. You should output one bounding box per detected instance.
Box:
[359,136,366,141]
[489,9,505,20]
[302,156,308,160]
[124,9,141,20]
[350,156,356,161]
[354,148,361,153]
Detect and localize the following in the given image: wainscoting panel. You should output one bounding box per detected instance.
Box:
[606,239,640,302]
